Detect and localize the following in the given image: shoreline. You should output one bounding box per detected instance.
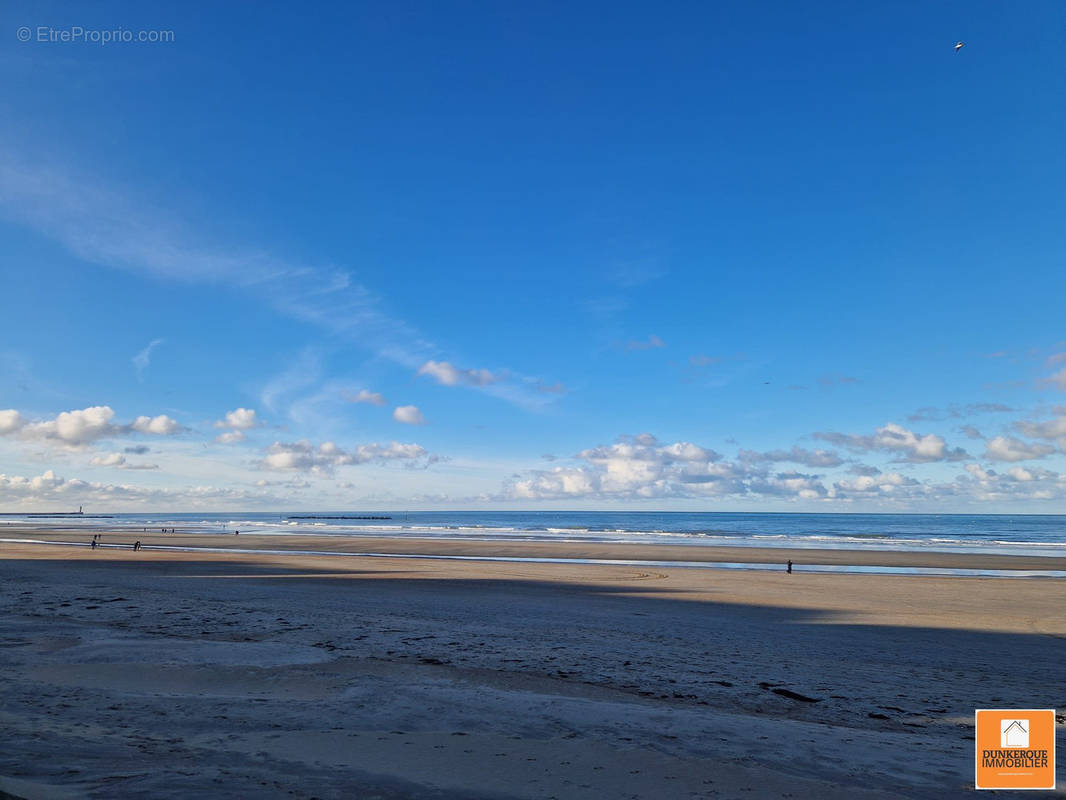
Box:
[5,527,1066,571]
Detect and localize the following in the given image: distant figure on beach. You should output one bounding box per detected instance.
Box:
[90,539,96,549]
[787,560,793,574]
[235,530,239,535]
[133,540,141,551]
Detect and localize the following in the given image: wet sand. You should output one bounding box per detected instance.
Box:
[1,536,1064,798]
[8,527,1066,570]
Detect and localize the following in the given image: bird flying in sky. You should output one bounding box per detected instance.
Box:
[954,41,965,52]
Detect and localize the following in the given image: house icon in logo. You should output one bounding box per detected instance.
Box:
[1002,719,1029,748]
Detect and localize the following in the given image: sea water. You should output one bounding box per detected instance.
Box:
[2,511,1065,557]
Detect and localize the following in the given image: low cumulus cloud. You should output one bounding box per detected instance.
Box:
[959,463,1066,501]
[213,407,260,443]
[417,360,498,387]
[814,423,968,463]
[506,434,889,502]
[130,414,182,435]
[215,408,260,430]
[503,431,1066,505]
[847,463,883,477]
[393,405,425,425]
[0,410,23,435]
[507,434,747,501]
[89,452,159,470]
[738,446,844,468]
[983,436,1055,462]
[832,472,919,494]
[1014,408,1066,451]
[0,470,281,509]
[0,406,182,448]
[260,439,436,473]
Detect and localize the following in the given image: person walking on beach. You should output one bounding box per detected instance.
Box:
[90,539,96,549]
[787,559,793,574]
[133,540,141,551]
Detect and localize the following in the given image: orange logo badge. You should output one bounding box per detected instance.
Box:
[975,709,1056,790]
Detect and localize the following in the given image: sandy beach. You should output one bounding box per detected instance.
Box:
[2,532,1064,798]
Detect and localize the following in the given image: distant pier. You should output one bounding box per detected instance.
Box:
[286,515,392,520]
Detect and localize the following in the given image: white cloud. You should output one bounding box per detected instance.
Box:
[0,406,183,447]
[22,405,120,445]
[1015,410,1066,451]
[952,463,1066,502]
[0,410,24,435]
[215,430,246,445]
[738,446,843,468]
[832,472,919,496]
[393,405,425,425]
[417,360,498,387]
[132,338,164,376]
[0,469,281,509]
[344,389,386,406]
[983,435,1055,462]
[89,452,159,470]
[254,477,311,489]
[814,422,968,463]
[129,414,182,435]
[508,434,753,501]
[503,430,1066,507]
[215,407,259,430]
[260,439,435,473]
[89,452,125,467]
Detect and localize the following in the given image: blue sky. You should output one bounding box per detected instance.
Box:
[2,1,1065,511]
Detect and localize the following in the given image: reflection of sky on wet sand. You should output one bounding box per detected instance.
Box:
[6,537,1066,579]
